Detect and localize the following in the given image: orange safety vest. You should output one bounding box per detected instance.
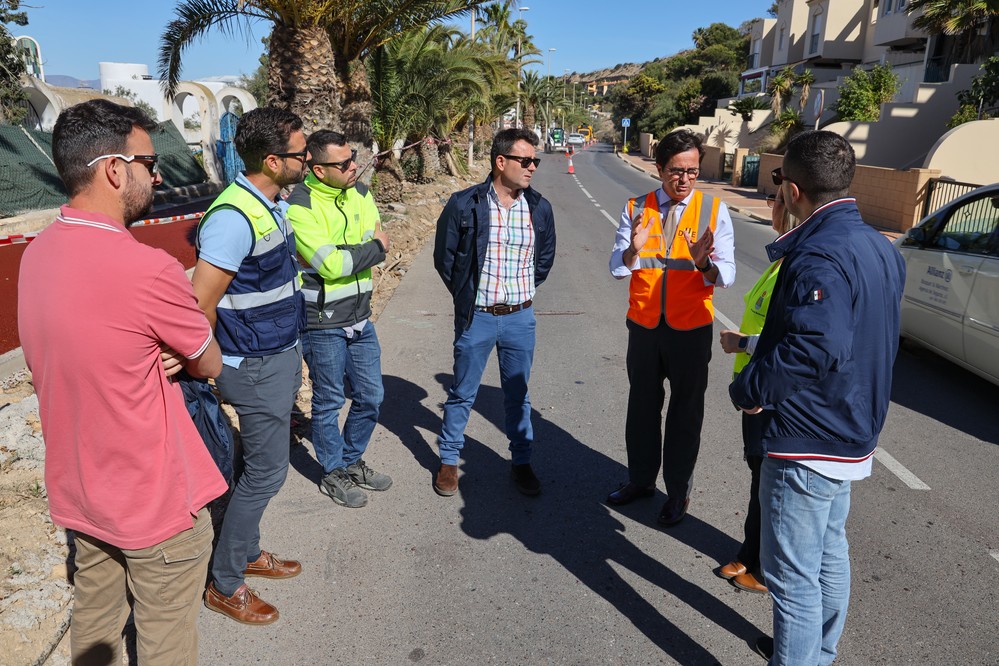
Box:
[626,190,720,330]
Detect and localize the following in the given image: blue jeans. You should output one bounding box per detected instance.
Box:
[438,307,536,466]
[212,345,302,597]
[760,458,852,666]
[302,324,384,475]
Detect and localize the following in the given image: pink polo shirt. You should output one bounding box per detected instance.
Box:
[18,206,228,550]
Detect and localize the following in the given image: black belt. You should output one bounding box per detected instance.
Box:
[476,299,532,316]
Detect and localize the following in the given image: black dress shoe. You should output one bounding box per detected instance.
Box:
[512,463,541,496]
[656,496,689,527]
[606,482,655,506]
[753,636,773,661]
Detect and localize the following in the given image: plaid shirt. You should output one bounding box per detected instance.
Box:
[476,185,536,307]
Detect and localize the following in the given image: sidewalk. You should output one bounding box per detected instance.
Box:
[615,150,773,223]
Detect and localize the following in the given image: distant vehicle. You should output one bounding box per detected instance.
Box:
[566,133,585,149]
[893,183,999,386]
[576,125,593,142]
[545,127,566,153]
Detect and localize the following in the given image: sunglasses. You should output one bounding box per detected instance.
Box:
[771,167,797,187]
[766,194,777,208]
[273,149,309,162]
[86,153,159,176]
[501,154,541,168]
[312,149,358,172]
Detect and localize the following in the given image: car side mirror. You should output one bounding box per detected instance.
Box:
[906,226,928,245]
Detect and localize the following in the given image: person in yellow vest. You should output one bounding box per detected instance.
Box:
[607,129,735,526]
[716,189,799,595]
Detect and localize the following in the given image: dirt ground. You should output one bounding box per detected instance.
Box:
[0,164,486,665]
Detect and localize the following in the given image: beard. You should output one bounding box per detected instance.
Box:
[275,160,308,189]
[122,169,154,227]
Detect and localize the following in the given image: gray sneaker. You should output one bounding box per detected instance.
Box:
[320,468,368,508]
[346,459,393,491]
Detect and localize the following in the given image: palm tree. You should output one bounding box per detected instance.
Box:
[908,0,999,65]
[795,69,815,111]
[767,67,795,116]
[158,0,490,173]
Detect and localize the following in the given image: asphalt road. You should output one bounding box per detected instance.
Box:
[195,145,997,665]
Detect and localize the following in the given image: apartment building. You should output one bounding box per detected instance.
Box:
[738,0,927,99]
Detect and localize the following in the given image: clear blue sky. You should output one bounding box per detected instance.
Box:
[13,1,766,83]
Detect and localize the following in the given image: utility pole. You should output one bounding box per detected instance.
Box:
[514,5,530,129]
[468,9,475,168]
[546,48,555,133]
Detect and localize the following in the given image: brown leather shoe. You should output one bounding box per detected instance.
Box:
[606,482,655,506]
[434,463,458,497]
[244,550,302,579]
[717,560,748,580]
[657,496,690,527]
[732,571,768,594]
[204,582,279,625]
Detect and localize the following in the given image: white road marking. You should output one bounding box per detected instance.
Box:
[874,449,931,490]
[714,308,738,332]
[580,187,593,198]
[990,551,999,565]
[600,209,617,226]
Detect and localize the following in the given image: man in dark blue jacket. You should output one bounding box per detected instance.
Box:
[432,128,556,497]
[729,131,905,665]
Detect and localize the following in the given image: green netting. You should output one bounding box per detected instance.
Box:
[0,121,209,219]
[151,122,209,189]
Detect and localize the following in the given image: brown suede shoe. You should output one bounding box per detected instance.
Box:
[244,550,302,579]
[717,560,748,580]
[204,582,279,625]
[732,571,768,594]
[434,463,458,497]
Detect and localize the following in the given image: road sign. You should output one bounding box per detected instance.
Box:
[621,118,631,128]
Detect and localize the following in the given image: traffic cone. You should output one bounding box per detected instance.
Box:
[567,152,575,175]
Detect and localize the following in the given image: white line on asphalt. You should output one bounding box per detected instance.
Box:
[600,209,617,226]
[874,449,931,490]
[714,308,738,332]
[990,551,999,565]
[580,187,593,198]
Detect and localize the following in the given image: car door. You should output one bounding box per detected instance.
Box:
[962,200,999,383]
[899,193,995,363]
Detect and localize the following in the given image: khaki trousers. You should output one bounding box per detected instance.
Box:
[70,507,213,666]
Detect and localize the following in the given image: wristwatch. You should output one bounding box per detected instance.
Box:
[696,256,714,273]
[738,336,749,350]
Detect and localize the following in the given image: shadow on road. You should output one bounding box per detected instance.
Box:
[380,373,763,665]
[892,343,999,445]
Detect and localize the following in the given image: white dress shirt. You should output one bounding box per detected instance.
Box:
[609,187,735,289]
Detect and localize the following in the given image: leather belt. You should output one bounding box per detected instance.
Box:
[476,299,533,316]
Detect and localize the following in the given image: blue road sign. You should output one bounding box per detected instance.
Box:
[621,118,631,128]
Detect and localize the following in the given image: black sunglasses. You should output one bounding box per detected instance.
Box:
[273,149,309,162]
[501,154,541,168]
[312,149,358,172]
[771,167,797,187]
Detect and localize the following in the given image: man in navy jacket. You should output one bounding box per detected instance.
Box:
[432,128,556,497]
[729,131,905,665]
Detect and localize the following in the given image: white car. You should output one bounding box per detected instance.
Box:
[894,183,999,386]
[566,133,585,148]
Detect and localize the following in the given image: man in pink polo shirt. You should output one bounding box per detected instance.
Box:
[18,100,227,665]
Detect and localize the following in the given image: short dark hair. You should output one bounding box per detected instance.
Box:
[234,107,304,173]
[655,129,704,167]
[783,130,856,204]
[52,99,158,197]
[490,128,539,170]
[306,129,348,164]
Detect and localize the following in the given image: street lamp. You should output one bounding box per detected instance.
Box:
[514,5,530,128]
[545,48,555,132]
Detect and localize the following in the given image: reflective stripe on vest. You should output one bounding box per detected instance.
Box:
[198,182,302,357]
[626,190,719,330]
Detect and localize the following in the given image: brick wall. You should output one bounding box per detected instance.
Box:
[758,154,939,232]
